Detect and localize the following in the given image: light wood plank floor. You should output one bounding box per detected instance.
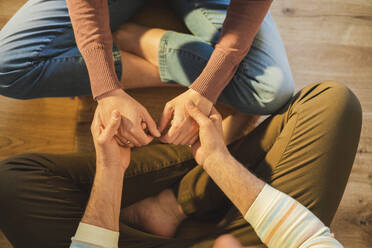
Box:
[0,0,371,247]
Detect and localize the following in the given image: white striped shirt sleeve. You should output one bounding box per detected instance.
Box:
[245,184,343,248]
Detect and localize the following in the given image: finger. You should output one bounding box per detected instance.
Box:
[189,134,199,146]
[209,113,223,133]
[141,122,147,130]
[124,132,141,147]
[161,116,183,143]
[177,120,198,145]
[131,127,152,146]
[184,132,199,146]
[114,135,134,148]
[118,119,141,147]
[114,135,126,146]
[91,109,102,137]
[210,106,221,117]
[172,126,189,145]
[158,103,174,133]
[185,102,210,127]
[187,120,200,143]
[101,110,121,141]
[142,110,161,137]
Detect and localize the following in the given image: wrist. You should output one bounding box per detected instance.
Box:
[96,88,126,102]
[203,148,233,169]
[83,166,124,232]
[95,162,126,182]
[188,88,212,104]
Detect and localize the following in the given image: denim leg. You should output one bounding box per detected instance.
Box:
[161,0,295,114]
[0,0,147,99]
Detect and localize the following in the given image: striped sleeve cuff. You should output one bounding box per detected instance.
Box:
[244,184,343,248]
[70,222,119,248]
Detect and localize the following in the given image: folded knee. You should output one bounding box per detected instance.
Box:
[255,66,295,113]
[227,66,295,115]
[0,46,35,99]
[316,81,362,121]
[0,154,48,221]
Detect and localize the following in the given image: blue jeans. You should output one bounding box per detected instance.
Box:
[0,0,294,115]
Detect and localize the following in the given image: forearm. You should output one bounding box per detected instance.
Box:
[66,0,121,98]
[190,0,273,102]
[204,153,342,247]
[70,166,124,248]
[82,166,125,231]
[246,185,343,248]
[203,152,265,215]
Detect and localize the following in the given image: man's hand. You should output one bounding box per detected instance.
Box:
[159,89,213,145]
[97,89,161,148]
[91,108,130,171]
[185,102,229,166]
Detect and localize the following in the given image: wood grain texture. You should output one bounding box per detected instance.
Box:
[270,1,372,247]
[0,0,371,247]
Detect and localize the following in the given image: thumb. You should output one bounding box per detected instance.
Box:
[101,110,121,141]
[143,110,161,137]
[185,102,209,126]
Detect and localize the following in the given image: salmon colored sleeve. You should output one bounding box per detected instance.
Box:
[66,0,122,99]
[189,0,273,103]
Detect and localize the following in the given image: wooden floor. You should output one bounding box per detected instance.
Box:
[0,0,371,247]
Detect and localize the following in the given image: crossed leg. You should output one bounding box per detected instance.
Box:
[119,82,362,247]
[0,82,362,248]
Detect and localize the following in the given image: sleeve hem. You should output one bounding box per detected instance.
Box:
[244,184,280,227]
[71,222,119,248]
[81,45,122,99]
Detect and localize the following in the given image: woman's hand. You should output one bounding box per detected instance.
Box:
[97,89,160,148]
[91,108,131,171]
[159,89,213,145]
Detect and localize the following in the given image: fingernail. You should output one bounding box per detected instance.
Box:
[156,130,161,137]
[112,110,120,120]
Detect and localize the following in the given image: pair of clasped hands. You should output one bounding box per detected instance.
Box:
[96,88,214,148]
[92,88,228,171]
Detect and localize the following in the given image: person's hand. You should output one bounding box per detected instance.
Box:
[159,89,213,145]
[185,102,229,166]
[91,108,131,171]
[97,89,161,147]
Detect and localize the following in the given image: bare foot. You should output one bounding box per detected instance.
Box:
[213,235,243,248]
[122,189,187,237]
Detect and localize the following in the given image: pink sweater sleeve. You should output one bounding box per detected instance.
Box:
[190,0,273,103]
[66,0,122,99]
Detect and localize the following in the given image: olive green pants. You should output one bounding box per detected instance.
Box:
[0,82,362,248]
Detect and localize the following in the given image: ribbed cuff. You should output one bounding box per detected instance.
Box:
[189,47,237,103]
[82,44,122,99]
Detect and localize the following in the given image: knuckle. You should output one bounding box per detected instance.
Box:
[97,137,106,145]
[165,102,172,110]
[171,122,181,130]
[128,126,137,134]
[122,130,130,137]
